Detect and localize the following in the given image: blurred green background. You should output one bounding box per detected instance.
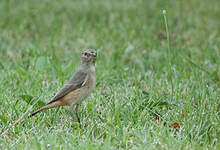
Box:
[0,0,219,149]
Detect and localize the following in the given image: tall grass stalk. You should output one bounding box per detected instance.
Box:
[162,10,174,97]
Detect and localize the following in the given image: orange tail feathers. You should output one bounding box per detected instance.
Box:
[29,101,63,117]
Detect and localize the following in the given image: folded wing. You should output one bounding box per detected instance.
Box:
[48,71,87,104]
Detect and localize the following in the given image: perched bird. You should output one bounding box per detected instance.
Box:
[30,49,97,124]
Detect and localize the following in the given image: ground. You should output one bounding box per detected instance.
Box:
[0,0,219,149]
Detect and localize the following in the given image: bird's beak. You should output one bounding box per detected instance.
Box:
[92,53,97,57]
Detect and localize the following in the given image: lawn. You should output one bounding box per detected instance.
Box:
[0,0,219,149]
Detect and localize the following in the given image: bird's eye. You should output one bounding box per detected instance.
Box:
[84,52,88,56]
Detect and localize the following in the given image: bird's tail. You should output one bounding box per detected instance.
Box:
[29,101,63,117]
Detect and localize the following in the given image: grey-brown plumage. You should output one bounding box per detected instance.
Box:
[48,71,87,104]
[30,49,97,123]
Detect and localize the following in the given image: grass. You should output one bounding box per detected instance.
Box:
[0,0,220,149]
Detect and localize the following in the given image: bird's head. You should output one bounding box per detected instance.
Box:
[81,49,97,65]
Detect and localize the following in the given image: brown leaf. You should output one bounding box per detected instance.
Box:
[171,122,180,129]
[155,115,160,123]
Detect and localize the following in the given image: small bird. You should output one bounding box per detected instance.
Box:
[30,49,97,124]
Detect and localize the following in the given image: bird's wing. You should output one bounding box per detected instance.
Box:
[48,71,88,104]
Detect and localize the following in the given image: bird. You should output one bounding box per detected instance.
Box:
[30,49,97,124]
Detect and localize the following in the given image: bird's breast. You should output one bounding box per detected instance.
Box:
[86,68,96,93]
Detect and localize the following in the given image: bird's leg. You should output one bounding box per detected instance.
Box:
[69,104,74,119]
[75,104,80,124]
